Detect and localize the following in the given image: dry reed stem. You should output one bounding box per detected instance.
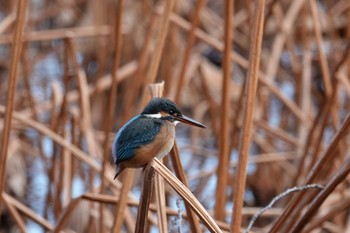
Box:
[169,141,202,232]
[140,0,175,105]
[0,13,15,34]
[48,82,62,217]
[174,0,205,102]
[291,157,350,232]
[295,45,312,181]
[151,159,222,233]
[309,0,332,97]
[229,75,245,152]
[2,192,54,231]
[80,192,189,218]
[112,169,135,233]
[149,82,168,233]
[0,0,27,200]
[270,112,350,232]
[215,0,234,221]
[52,82,65,216]
[232,1,265,232]
[135,165,156,233]
[307,86,338,171]
[215,0,233,222]
[102,0,124,232]
[62,128,72,207]
[53,197,81,233]
[81,191,237,232]
[0,25,112,44]
[154,173,167,233]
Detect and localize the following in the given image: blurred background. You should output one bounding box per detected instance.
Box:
[1,0,350,232]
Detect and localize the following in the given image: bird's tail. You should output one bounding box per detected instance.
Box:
[113,172,119,180]
[113,165,125,179]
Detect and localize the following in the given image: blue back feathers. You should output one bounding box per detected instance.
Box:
[112,115,162,163]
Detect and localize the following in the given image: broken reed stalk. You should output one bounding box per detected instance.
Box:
[215,0,234,222]
[102,0,124,232]
[0,0,27,200]
[151,159,222,233]
[232,1,265,232]
[174,0,205,102]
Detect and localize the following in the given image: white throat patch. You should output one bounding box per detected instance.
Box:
[143,113,162,118]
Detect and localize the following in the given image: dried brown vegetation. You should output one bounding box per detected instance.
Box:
[1,0,350,232]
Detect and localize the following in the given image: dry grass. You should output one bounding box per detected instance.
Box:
[1,0,350,232]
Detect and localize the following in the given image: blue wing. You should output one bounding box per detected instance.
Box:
[112,115,161,164]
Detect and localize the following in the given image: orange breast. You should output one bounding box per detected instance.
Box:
[120,122,175,169]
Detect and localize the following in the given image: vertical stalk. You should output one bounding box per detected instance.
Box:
[231,1,265,232]
[135,165,156,233]
[215,0,234,221]
[0,0,27,198]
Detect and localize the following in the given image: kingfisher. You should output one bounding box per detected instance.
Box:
[112,97,206,179]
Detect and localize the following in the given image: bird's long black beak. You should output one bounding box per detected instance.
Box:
[174,114,206,128]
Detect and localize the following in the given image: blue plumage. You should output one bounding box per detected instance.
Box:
[113,115,161,164]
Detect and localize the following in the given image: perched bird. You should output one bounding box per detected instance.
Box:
[112,97,206,179]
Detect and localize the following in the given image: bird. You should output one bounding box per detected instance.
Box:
[112,97,206,179]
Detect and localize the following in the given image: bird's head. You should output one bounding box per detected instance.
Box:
[141,98,206,128]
